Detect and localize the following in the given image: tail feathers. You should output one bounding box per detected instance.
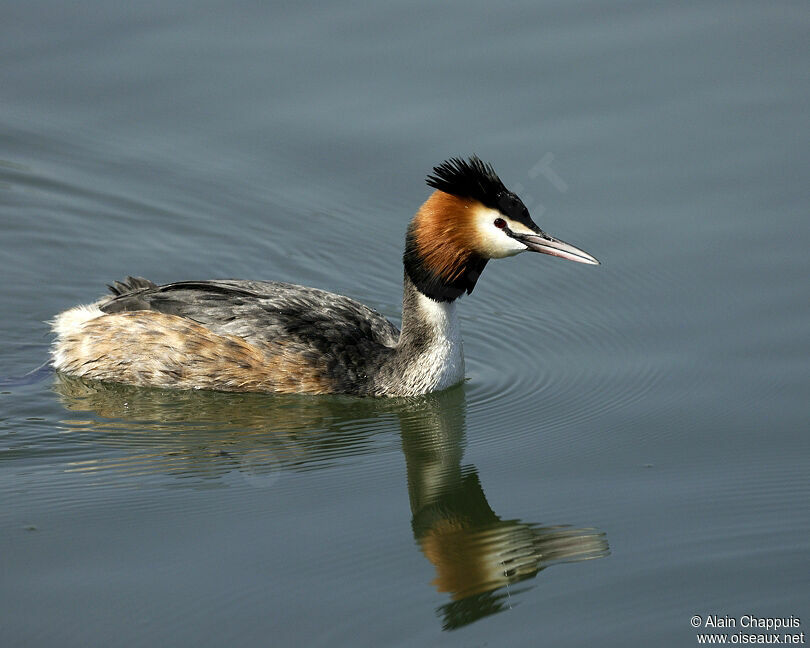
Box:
[107,276,157,297]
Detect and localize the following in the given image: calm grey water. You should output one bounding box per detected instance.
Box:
[2,1,808,646]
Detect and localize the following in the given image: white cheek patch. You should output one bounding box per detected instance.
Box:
[472,206,529,258]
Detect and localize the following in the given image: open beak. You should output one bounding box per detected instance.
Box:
[513,232,600,265]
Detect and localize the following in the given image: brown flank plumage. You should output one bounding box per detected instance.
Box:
[54,310,332,394]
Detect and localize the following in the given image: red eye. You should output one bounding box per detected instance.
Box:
[494,218,506,229]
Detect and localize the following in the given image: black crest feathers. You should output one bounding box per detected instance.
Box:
[426,156,508,210]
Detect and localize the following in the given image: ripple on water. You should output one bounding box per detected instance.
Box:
[463,281,665,443]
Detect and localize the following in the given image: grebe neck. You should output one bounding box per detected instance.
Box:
[382,274,464,395]
[403,219,488,302]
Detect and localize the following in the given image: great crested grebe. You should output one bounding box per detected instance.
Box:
[51,156,599,397]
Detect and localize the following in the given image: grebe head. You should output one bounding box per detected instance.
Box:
[404,156,599,302]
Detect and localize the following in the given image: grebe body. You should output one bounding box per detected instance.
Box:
[51,157,598,397]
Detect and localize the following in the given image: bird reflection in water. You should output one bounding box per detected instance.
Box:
[54,374,608,628]
[398,387,609,629]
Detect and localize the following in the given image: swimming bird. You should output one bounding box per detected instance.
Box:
[51,156,599,397]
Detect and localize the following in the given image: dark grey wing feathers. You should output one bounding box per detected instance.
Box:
[99,278,400,349]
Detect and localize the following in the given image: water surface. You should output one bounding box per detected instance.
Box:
[2,1,808,646]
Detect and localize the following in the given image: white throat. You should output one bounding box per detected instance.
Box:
[399,292,465,394]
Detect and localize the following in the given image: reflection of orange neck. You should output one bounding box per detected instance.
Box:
[410,470,512,601]
[420,521,511,600]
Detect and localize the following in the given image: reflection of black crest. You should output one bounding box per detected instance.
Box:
[426,156,534,228]
[438,586,533,631]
